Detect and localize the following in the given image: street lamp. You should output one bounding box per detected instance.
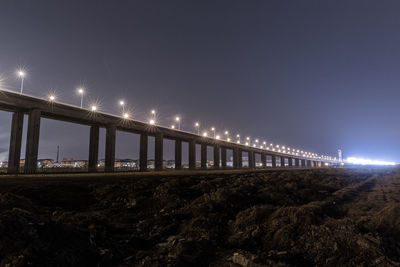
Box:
[123,113,129,119]
[149,119,155,125]
[203,132,208,137]
[236,134,240,143]
[48,95,56,102]
[175,116,180,130]
[119,100,125,113]
[77,88,84,108]
[171,125,175,129]
[91,105,97,112]
[211,127,215,138]
[195,122,200,135]
[17,70,25,94]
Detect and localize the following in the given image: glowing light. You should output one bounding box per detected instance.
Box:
[346,157,396,166]
[119,100,125,106]
[91,105,97,111]
[171,125,175,129]
[225,131,229,135]
[151,110,156,114]
[149,119,155,125]
[216,135,220,140]
[245,142,249,146]
[236,134,240,138]
[48,95,56,101]
[203,132,208,137]
[255,139,259,143]
[237,140,240,144]
[17,70,25,77]
[227,138,231,142]
[260,146,263,149]
[123,113,129,119]
[246,137,250,140]
[195,122,199,127]
[78,88,84,94]
[211,127,215,131]
[175,117,180,121]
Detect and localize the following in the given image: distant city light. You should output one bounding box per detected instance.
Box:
[346,157,396,166]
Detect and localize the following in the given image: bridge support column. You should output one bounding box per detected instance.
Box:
[201,143,207,169]
[155,134,163,171]
[189,140,196,169]
[280,156,285,167]
[301,159,306,167]
[174,139,182,170]
[248,151,255,168]
[271,155,276,167]
[261,153,266,168]
[233,147,239,168]
[238,149,243,168]
[105,124,116,172]
[8,111,24,174]
[306,160,311,167]
[221,147,227,168]
[25,109,41,174]
[213,145,220,169]
[295,158,300,167]
[88,125,99,172]
[288,157,293,167]
[139,134,148,171]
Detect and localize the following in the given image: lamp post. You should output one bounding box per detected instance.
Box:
[175,117,180,130]
[211,127,216,138]
[119,100,125,113]
[195,122,200,135]
[17,70,25,94]
[77,88,84,108]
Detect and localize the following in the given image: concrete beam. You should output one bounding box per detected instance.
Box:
[189,140,196,170]
[201,143,207,169]
[155,134,163,171]
[139,134,148,171]
[174,139,182,170]
[105,124,116,172]
[8,111,24,174]
[88,125,99,172]
[25,109,41,174]
[221,147,227,168]
[213,145,220,169]
[261,153,266,168]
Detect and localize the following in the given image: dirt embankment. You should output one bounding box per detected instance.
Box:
[0,168,399,266]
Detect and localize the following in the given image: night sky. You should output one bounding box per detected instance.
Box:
[1,1,400,162]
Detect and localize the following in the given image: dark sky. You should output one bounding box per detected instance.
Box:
[0,0,399,162]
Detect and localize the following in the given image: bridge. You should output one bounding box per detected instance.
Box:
[0,89,337,174]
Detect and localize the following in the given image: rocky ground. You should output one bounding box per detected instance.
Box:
[0,167,399,266]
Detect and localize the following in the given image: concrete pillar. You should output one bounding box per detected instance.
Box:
[261,153,266,168]
[105,124,116,172]
[233,147,239,168]
[221,147,227,168]
[288,157,293,167]
[280,156,285,167]
[213,145,220,169]
[25,109,41,174]
[238,149,243,168]
[248,151,255,168]
[139,134,148,171]
[189,140,196,170]
[201,143,207,169]
[88,125,99,172]
[307,160,311,167]
[301,159,306,167]
[155,134,163,171]
[8,111,24,174]
[175,139,182,170]
[271,155,276,167]
[295,158,300,167]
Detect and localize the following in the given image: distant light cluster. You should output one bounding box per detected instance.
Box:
[346,157,396,166]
